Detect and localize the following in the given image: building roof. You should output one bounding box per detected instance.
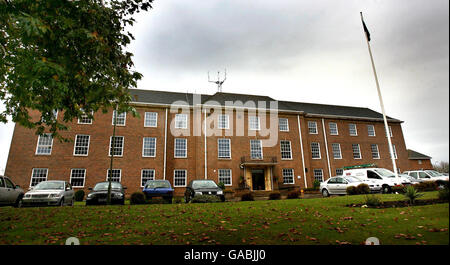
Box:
[129,89,402,122]
[407,149,432,160]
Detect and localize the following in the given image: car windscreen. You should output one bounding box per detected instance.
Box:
[373,168,395,178]
[145,181,171,189]
[93,182,122,191]
[192,181,218,189]
[425,170,443,177]
[34,181,64,190]
[344,176,361,183]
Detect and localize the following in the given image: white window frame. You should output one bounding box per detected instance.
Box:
[391,144,398,159]
[106,169,121,182]
[218,114,229,129]
[217,138,231,159]
[174,138,187,158]
[367,125,376,137]
[250,139,263,159]
[308,121,318,134]
[371,144,380,159]
[144,112,158,127]
[70,168,86,188]
[313,169,324,182]
[280,140,292,160]
[349,124,358,136]
[30,168,48,187]
[73,134,90,156]
[218,169,232,186]
[311,142,321,159]
[331,143,342,159]
[282,168,295,184]
[173,169,187,187]
[109,136,124,157]
[352,144,362,159]
[78,110,93,124]
[141,169,155,187]
[35,133,53,155]
[329,122,338,135]
[249,116,260,131]
[112,110,126,126]
[142,137,157,157]
[175,114,188,129]
[388,126,393,138]
[279,118,289,132]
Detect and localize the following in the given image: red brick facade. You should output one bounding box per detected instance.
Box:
[5,95,412,196]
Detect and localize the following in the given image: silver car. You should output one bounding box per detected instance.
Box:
[320,176,382,197]
[0,175,24,207]
[22,181,74,207]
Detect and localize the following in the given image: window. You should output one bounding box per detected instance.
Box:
[174,138,187,158]
[249,116,260,130]
[282,169,294,184]
[367,125,376,136]
[335,168,343,176]
[30,168,48,187]
[109,136,124,156]
[142,137,156,157]
[70,169,86,187]
[141,169,155,187]
[349,124,357,136]
[279,118,289,131]
[144,112,158,127]
[250,140,263,159]
[371,144,380,159]
[174,169,187,187]
[329,122,338,135]
[311,142,321,159]
[41,109,58,123]
[418,160,422,165]
[218,114,229,129]
[218,169,232,186]
[388,126,393,137]
[112,110,126,126]
[36,133,53,155]
[313,169,324,182]
[391,144,398,159]
[78,110,93,124]
[308,121,318,134]
[352,144,361,159]
[280,140,292,159]
[106,169,121,182]
[331,143,342,159]
[175,114,188,129]
[73,135,90,156]
[218,138,231,158]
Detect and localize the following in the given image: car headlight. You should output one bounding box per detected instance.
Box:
[24,194,31,198]
[217,190,223,195]
[195,192,202,195]
[114,193,123,198]
[87,193,94,198]
[50,193,61,198]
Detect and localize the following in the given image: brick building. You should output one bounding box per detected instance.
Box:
[5,89,411,195]
[407,149,433,170]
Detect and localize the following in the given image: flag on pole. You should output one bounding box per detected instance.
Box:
[361,13,371,41]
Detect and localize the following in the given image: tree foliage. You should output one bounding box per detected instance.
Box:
[0,0,153,139]
[433,161,449,173]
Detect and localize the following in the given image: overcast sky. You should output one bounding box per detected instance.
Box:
[0,0,448,173]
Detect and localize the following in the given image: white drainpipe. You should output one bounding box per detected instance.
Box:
[163,108,168,180]
[322,118,332,179]
[204,109,208,179]
[297,115,307,188]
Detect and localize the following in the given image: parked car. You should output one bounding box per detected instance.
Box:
[142,180,174,202]
[343,167,411,194]
[22,181,74,207]
[320,176,381,197]
[0,175,24,207]
[403,170,449,188]
[185,180,224,203]
[399,173,423,184]
[86,181,126,205]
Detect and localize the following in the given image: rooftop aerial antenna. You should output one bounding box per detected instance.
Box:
[208,69,226,92]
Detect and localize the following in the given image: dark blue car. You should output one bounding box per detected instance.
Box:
[142,180,174,202]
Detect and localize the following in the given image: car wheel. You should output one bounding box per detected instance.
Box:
[59,197,65,206]
[220,195,225,202]
[185,194,191,203]
[14,196,23,208]
[69,198,74,206]
[322,189,329,197]
[382,185,391,194]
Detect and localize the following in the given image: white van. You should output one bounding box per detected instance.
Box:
[343,168,411,193]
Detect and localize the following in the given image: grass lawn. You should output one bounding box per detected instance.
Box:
[0,192,448,245]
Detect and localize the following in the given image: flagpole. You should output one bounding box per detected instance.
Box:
[360,12,400,181]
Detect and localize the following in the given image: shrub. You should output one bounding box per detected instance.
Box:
[287,190,300,199]
[217,182,226,190]
[173,197,184,204]
[191,195,221,203]
[241,192,254,201]
[269,192,281,200]
[313,180,321,190]
[438,187,449,201]
[74,190,85,201]
[346,186,358,195]
[391,185,406,194]
[356,183,370,194]
[413,181,438,192]
[130,192,146,205]
[364,194,382,207]
[403,185,423,204]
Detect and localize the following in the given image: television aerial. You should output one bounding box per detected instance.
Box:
[208,69,227,93]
